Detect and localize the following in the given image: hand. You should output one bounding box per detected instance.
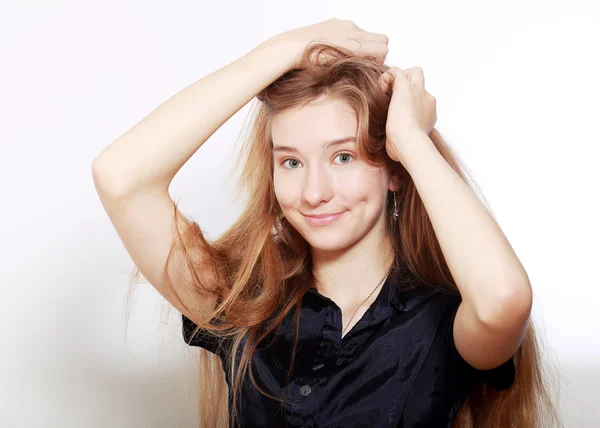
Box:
[378,66,437,161]
[285,18,389,69]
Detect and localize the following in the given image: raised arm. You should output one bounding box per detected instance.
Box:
[91,32,301,317]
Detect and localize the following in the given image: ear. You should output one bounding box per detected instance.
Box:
[387,165,406,193]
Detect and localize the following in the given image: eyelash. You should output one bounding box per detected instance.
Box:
[280,153,354,169]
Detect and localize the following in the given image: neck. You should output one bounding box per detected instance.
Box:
[311,225,396,308]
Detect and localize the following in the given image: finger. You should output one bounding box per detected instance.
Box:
[378,69,393,92]
[378,67,399,93]
[372,42,389,63]
[362,32,389,45]
[353,22,387,42]
[350,38,389,64]
[404,67,425,90]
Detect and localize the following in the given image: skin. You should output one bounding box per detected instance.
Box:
[270,67,530,367]
[380,66,532,370]
[270,95,402,332]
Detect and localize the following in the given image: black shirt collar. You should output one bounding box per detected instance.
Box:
[306,262,439,317]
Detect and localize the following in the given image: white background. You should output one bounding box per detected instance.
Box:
[2,0,599,426]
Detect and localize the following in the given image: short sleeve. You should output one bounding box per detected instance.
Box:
[445,298,516,391]
[181,313,229,357]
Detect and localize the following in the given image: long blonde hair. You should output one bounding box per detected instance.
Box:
[129,42,561,427]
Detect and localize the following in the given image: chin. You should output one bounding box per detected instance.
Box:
[309,241,347,253]
[301,230,357,253]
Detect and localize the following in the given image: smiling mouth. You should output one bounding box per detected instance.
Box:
[303,212,344,219]
[302,211,345,226]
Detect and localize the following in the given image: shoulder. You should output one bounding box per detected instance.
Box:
[423,288,516,391]
[181,313,233,359]
[393,284,515,390]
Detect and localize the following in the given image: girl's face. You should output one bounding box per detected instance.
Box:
[271,96,399,253]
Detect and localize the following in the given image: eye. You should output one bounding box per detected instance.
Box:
[281,158,302,169]
[333,153,354,164]
[279,153,354,169]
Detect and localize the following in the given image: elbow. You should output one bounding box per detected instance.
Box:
[92,157,128,198]
[477,280,533,330]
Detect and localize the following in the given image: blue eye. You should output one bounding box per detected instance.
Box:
[282,159,301,169]
[334,153,353,164]
[280,153,354,169]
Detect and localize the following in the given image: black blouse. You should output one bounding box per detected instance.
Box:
[182,267,515,428]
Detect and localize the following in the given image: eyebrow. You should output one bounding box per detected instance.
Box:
[271,136,356,154]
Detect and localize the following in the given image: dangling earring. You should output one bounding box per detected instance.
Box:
[392,192,399,219]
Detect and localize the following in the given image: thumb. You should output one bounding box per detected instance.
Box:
[379,67,407,94]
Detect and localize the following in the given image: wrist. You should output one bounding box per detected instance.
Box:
[271,28,313,69]
[260,31,305,71]
[251,33,302,81]
[388,127,425,147]
[388,130,432,163]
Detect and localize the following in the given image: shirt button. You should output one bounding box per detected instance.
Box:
[312,363,324,371]
[300,384,312,396]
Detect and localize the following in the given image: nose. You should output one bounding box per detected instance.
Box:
[301,163,334,207]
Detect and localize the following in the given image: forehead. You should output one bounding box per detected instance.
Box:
[271,97,357,151]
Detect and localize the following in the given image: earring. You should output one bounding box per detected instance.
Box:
[392,192,399,219]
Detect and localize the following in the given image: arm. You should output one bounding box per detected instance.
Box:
[92,19,389,323]
[379,66,531,371]
[91,33,302,320]
[92,33,300,196]
[397,133,532,370]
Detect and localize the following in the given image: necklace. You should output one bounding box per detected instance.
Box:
[341,263,394,336]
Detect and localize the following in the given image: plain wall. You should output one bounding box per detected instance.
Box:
[1,0,598,426]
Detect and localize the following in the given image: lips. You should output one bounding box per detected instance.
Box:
[302,211,345,226]
[304,212,344,219]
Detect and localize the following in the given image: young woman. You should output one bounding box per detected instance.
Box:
[93,18,560,428]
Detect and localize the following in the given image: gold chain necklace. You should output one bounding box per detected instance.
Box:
[342,264,394,336]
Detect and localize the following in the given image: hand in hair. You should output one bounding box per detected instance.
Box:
[378,66,438,161]
[286,18,389,69]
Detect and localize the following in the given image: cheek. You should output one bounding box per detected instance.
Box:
[273,175,298,210]
[341,173,384,204]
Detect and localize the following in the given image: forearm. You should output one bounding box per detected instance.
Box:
[92,33,299,196]
[397,133,532,324]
